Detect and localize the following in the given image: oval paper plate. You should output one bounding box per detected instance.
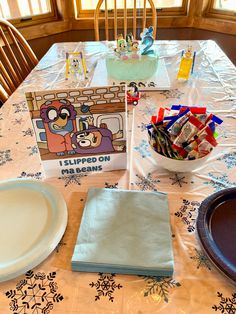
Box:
[197,187,236,283]
[0,179,67,282]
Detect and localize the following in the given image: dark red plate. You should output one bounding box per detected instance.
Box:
[197,187,236,283]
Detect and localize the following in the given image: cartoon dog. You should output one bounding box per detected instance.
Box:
[40,99,77,156]
[71,117,123,154]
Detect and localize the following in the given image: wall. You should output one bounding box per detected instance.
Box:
[28,28,236,66]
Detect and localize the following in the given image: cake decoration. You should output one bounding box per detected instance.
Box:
[140,26,154,55]
[106,27,158,81]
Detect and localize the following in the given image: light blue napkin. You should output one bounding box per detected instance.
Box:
[71,188,174,276]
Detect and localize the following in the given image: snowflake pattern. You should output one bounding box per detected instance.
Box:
[174,199,200,232]
[190,248,211,270]
[13,118,23,125]
[22,128,34,137]
[137,122,147,132]
[12,101,28,113]
[159,89,184,99]
[132,173,160,191]
[0,149,12,166]
[204,172,236,192]
[141,276,181,303]
[59,173,87,187]
[27,145,39,156]
[169,174,188,187]
[139,105,157,117]
[134,140,151,158]
[89,273,123,302]
[105,182,118,189]
[5,270,64,314]
[217,152,236,169]
[212,292,236,313]
[18,171,42,180]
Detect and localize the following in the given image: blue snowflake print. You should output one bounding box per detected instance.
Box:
[204,172,236,192]
[5,270,63,314]
[13,118,23,125]
[0,149,12,166]
[89,273,123,302]
[105,182,118,189]
[159,89,184,99]
[12,101,28,113]
[137,122,147,132]
[27,145,39,156]
[134,140,151,158]
[59,173,87,187]
[18,171,42,180]
[190,248,211,270]
[141,276,181,303]
[217,152,236,169]
[212,292,236,313]
[132,173,160,191]
[22,128,34,137]
[139,105,157,117]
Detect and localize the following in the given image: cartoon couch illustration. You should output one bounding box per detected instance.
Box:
[71,116,124,154]
[40,99,77,156]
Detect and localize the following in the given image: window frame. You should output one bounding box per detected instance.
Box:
[205,0,236,21]
[2,0,59,27]
[75,0,189,19]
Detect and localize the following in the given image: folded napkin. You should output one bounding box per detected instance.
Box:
[71,188,174,276]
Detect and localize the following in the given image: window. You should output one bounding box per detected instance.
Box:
[206,0,236,20]
[75,0,188,18]
[0,0,58,26]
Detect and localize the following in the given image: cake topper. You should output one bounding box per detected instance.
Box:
[140,26,154,55]
[177,46,196,80]
[114,32,139,60]
[126,32,134,52]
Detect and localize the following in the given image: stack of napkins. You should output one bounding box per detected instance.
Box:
[71,188,174,277]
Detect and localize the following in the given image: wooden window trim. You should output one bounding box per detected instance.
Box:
[5,0,59,28]
[205,0,236,22]
[75,0,189,19]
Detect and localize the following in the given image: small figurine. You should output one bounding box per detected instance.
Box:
[118,39,128,60]
[131,41,139,59]
[65,52,88,80]
[177,46,196,80]
[126,33,134,52]
[127,83,141,106]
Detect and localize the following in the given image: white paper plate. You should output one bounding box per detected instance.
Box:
[0,179,68,282]
[90,58,171,91]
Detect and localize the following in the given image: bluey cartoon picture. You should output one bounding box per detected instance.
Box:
[26,86,127,176]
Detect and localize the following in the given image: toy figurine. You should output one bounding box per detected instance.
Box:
[177,46,196,80]
[131,41,139,58]
[126,33,134,52]
[118,39,128,60]
[127,83,141,106]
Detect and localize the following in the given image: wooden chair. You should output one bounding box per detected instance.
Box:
[0,18,38,103]
[94,0,157,41]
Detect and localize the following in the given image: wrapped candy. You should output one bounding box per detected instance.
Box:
[147,105,223,160]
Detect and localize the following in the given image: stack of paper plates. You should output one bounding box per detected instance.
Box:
[0,179,67,282]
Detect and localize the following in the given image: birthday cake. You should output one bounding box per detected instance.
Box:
[105,27,158,81]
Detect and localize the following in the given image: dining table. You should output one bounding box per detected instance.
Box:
[0,39,236,314]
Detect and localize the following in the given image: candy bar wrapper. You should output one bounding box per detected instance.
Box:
[173,115,204,147]
[197,134,217,157]
[166,108,191,136]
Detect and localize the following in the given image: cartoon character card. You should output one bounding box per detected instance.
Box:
[26,86,127,177]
